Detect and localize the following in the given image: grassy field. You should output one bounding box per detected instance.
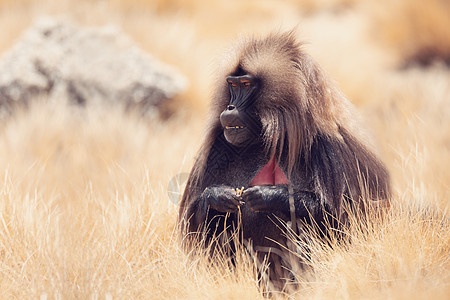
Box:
[0,0,448,298]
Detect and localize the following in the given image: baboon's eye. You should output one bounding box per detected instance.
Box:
[242,81,251,88]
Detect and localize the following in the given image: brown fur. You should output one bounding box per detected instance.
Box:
[178,31,391,286]
[180,31,389,219]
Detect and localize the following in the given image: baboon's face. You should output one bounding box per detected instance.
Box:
[219,74,262,147]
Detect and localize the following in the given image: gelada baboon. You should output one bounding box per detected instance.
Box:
[179,31,390,287]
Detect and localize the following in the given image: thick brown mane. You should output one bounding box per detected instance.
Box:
[214,32,367,172]
[178,32,391,288]
[180,30,390,221]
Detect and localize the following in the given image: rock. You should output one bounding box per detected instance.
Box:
[0,17,187,118]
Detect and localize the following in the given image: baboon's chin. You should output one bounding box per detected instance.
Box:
[223,128,253,147]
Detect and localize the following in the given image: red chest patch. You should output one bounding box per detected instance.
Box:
[249,156,290,186]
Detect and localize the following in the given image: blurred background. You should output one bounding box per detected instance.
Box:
[1,0,449,110]
[0,0,448,298]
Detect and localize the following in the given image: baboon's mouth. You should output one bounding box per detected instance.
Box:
[222,125,253,147]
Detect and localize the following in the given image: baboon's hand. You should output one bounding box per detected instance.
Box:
[242,185,286,213]
[202,185,242,213]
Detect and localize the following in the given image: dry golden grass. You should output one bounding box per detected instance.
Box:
[0,0,448,299]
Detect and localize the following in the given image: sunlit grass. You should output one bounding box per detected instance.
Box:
[0,0,448,298]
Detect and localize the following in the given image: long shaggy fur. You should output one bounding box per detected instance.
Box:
[180,32,390,217]
[180,31,390,221]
